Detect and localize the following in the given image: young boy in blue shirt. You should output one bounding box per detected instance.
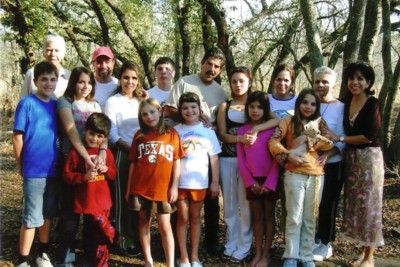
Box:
[13,61,59,267]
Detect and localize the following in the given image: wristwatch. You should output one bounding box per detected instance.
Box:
[339,136,345,142]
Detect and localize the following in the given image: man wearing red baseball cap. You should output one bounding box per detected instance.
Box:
[92,46,119,111]
[92,47,142,258]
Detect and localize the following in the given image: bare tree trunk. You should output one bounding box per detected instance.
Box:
[299,0,323,74]
[358,0,381,61]
[197,0,235,78]
[339,0,367,98]
[267,16,302,93]
[52,3,90,67]
[1,0,32,61]
[379,0,400,155]
[89,0,110,46]
[103,0,154,87]
[388,111,400,167]
[176,0,191,76]
[380,0,395,151]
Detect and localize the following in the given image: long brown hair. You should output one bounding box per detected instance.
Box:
[229,66,253,98]
[292,89,321,136]
[63,66,96,103]
[115,60,144,100]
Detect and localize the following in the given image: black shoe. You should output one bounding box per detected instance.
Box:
[111,244,141,257]
[205,242,224,255]
[124,246,142,257]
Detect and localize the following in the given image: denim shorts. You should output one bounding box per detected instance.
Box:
[22,178,58,228]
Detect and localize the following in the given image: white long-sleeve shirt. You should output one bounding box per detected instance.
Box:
[104,93,140,145]
[320,100,345,163]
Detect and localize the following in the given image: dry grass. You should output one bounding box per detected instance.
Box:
[0,116,399,266]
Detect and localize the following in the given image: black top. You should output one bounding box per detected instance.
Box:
[343,96,382,148]
[220,100,245,157]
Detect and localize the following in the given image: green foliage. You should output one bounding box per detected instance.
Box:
[1,0,399,156]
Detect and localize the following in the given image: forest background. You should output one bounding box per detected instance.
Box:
[0,1,399,266]
[0,0,399,166]
[0,0,400,165]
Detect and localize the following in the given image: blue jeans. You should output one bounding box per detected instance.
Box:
[22,178,58,228]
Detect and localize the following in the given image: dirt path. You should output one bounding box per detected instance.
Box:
[1,135,400,266]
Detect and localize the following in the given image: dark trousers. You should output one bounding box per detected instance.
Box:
[55,183,80,265]
[204,157,220,245]
[316,161,344,244]
[203,194,220,244]
[111,148,139,249]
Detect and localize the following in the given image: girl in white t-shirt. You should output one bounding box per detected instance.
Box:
[174,92,221,267]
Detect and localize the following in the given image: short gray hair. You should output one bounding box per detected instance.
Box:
[314,66,337,84]
[42,34,66,56]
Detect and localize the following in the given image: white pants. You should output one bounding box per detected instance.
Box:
[282,171,324,262]
[220,157,252,259]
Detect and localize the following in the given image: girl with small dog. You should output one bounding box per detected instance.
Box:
[268,89,334,267]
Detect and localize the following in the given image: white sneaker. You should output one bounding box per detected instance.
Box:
[312,242,333,261]
[16,262,30,267]
[36,253,53,267]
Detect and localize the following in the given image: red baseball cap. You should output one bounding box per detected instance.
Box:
[92,46,114,62]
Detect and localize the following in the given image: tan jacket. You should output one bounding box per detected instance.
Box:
[268,116,334,176]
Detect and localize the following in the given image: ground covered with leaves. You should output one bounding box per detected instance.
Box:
[1,116,399,266]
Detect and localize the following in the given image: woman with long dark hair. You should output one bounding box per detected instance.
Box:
[328,62,384,267]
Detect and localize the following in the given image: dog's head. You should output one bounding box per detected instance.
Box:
[303,117,321,137]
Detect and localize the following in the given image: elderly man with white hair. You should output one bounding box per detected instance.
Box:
[20,34,71,99]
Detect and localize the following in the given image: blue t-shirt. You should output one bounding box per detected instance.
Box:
[14,95,58,178]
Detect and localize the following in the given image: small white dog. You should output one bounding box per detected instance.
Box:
[289,117,333,163]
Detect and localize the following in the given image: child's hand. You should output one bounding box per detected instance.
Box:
[168,186,178,203]
[209,181,219,199]
[288,152,308,165]
[244,130,258,145]
[260,186,271,194]
[85,167,98,182]
[94,150,107,167]
[250,183,262,195]
[96,164,108,174]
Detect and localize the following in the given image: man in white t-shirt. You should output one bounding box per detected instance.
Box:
[92,47,142,258]
[148,57,176,106]
[165,47,228,255]
[148,57,176,126]
[92,47,118,111]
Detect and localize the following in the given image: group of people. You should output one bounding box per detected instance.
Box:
[13,33,384,267]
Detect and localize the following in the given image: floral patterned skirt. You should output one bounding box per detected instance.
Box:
[341,146,385,247]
